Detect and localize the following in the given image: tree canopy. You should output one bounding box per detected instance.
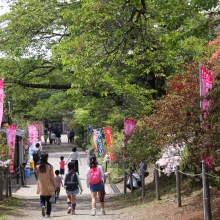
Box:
[1,0,220,168]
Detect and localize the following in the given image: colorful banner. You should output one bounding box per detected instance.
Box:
[93,128,104,156]
[34,121,43,141]
[104,126,114,162]
[92,131,97,152]
[6,124,16,174]
[28,124,38,144]
[200,66,213,116]
[0,79,4,127]
[200,66,214,170]
[124,118,137,146]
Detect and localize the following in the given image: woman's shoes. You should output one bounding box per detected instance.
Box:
[67,207,72,214]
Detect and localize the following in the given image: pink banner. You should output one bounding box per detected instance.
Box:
[0,79,4,127]
[28,124,38,144]
[200,66,213,113]
[6,124,16,174]
[124,118,137,146]
[34,121,43,141]
[200,66,214,170]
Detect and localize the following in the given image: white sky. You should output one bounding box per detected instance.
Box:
[0,0,10,16]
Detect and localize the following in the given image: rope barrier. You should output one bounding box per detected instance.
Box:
[1,166,21,178]
[178,170,202,177]
[205,172,220,179]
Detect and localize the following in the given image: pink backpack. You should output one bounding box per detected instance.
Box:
[89,167,101,184]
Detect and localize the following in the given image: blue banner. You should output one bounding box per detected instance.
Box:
[94,128,104,157]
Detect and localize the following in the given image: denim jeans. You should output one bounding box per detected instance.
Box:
[40,196,52,215]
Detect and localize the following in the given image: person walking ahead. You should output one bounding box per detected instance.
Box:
[64,162,83,215]
[36,152,56,218]
[66,146,82,174]
[32,143,41,180]
[86,155,106,216]
[70,129,75,143]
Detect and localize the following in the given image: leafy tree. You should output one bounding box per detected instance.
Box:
[125,63,205,167]
[0,0,215,124]
[1,1,220,170]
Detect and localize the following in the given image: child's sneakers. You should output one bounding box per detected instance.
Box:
[90,208,96,216]
[72,210,76,215]
[67,207,72,214]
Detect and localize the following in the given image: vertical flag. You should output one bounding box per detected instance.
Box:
[124,118,137,147]
[6,124,16,174]
[200,66,213,118]
[0,79,4,127]
[104,126,114,162]
[92,130,98,152]
[28,124,38,144]
[93,128,104,156]
[200,65,214,170]
[34,121,43,141]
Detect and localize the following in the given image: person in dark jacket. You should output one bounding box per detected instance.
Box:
[70,129,75,143]
[56,129,61,145]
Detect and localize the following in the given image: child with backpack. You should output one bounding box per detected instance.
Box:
[64,162,83,215]
[86,155,106,216]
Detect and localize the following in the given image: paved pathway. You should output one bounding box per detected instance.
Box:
[6,135,128,219]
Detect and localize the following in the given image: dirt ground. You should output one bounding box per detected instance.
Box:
[114,174,220,220]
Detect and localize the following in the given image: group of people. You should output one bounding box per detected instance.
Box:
[43,128,76,145]
[32,143,107,218]
[43,128,62,145]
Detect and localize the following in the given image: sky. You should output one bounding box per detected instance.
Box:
[0,0,10,16]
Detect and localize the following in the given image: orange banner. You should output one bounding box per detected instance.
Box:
[104,126,114,162]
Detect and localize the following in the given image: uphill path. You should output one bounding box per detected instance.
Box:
[7,136,129,220]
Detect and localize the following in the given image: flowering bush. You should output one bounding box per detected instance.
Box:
[0,132,11,170]
[157,143,184,176]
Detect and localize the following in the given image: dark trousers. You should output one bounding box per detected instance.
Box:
[71,160,79,174]
[70,136,74,143]
[34,163,38,179]
[40,196,52,215]
[126,184,138,190]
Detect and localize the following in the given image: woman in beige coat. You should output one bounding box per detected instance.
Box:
[36,152,56,218]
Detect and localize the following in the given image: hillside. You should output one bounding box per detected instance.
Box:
[112,173,220,220]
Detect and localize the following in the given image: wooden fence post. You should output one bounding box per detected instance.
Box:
[141,167,145,197]
[155,163,160,200]
[8,174,12,197]
[105,161,108,172]
[6,171,9,198]
[0,171,3,201]
[130,167,133,193]
[20,164,26,187]
[124,171,127,194]
[202,161,212,220]
[104,162,108,183]
[175,165,181,207]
